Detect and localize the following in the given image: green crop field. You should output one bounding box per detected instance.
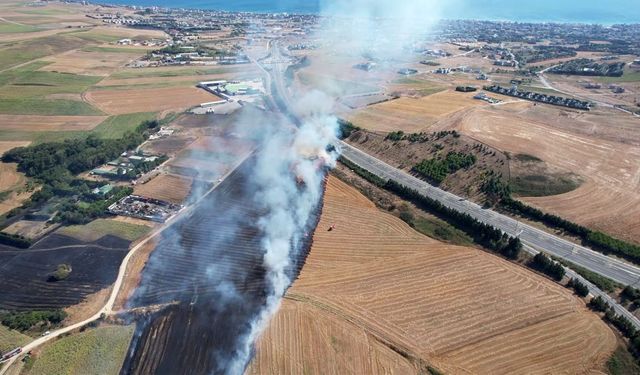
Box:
[596,68,640,83]
[0,22,40,34]
[0,34,88,71]
[57,218,151,242]
[91,112,157,138]
[110,66,247,79]
[0,71,103,100]
[0,325,30,353]
[0,98,103,116]
[24,325,134,375]
[0,61,104,116]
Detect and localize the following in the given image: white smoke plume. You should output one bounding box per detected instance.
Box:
[227,90,339,374]
[227,1,446,373]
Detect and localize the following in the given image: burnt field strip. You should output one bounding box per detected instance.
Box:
[121,160,322,375]
[0,234,131,311]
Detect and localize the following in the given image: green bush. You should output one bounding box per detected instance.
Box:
[48,264,72,282]
[530,253,565,281]
[568,278,589,297]
[0,310,67,332]
[413,152,476,184]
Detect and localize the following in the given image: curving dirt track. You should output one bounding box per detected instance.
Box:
[248,176,616,375]
[447,104,640,243]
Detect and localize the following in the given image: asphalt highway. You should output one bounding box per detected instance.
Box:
[339,142,640,286]
[262,40,640,288]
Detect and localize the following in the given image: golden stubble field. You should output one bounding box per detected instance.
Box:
[345,90,485,133]
[248,176,615,375]
[445,103,640,242]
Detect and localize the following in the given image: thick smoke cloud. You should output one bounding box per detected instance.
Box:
[227,90,339,373]
[226,1,448,373]
[318,0,447,61]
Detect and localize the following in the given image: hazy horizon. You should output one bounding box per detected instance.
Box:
[104,0,640,24]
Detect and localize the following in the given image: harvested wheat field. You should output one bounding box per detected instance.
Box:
[0,162,25,192]
[40,50,144,76]
[248,176,615,375]
[133,173,193,204]
[84,87,215,115]
[346,90,484,133]
[450,105,640,242]
[0,114,106,132]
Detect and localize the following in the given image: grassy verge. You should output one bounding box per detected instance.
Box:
[555,258,621,292]
[56,218,151,242]
[0,325,31,353]
[24,325,134,375]
[412,216,474,246]
[510,174,581,197]
[606,345,640,375]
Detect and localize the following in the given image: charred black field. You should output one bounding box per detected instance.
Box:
[120,159,322,375]
[0,234,130,311]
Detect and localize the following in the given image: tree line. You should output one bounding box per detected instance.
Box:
[588,296,640,357]
[501,197,640,265]
[339,156,522,260]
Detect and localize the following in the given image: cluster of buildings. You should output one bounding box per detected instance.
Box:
[108,195,181,223]
[473,92,502,104]
[484,85,592,110]
[198,80,263,101]
[90,151,163,181]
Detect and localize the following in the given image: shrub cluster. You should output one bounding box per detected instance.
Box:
[529,253,566,281]
[0,310,67,332]
[413,152,476,184]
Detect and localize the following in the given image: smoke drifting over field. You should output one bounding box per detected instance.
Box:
[228,93,339,373]
[319,0,446,61]
[125,1,445,374]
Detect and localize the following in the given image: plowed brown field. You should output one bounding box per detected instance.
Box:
[345,90,484,133]
[448,105,640,242]
[248,176,615,375]
[84,87,215,115]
